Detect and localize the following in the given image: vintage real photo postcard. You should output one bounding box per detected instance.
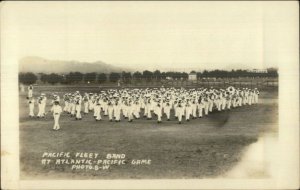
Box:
[1,1,299,189]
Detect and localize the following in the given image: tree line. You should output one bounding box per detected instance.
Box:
[19,68,278,85]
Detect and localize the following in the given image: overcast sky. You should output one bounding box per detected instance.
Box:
[2,1,297,71]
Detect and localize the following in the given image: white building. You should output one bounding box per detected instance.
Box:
[188,71,197,81]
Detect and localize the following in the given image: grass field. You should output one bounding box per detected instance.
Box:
[19,87,278,179]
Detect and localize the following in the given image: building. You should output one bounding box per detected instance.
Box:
[188,71,197,81]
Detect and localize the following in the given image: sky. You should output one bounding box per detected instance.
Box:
[2,1,297,71]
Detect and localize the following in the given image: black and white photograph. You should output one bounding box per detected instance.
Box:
[1,1,299,189]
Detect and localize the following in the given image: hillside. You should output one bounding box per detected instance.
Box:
[19,56,128,74]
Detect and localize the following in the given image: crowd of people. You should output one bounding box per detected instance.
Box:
[26,85,260,130]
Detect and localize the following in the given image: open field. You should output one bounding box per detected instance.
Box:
[19,87,278,179]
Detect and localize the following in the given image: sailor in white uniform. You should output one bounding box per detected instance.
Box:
[127,101,134,122]
[163,101,171,121]
[155,103,162,123]
[254,88,260,104]
[133,101,141,119]
[83,94,89,114]
[197,96,204,118]
[28,97,35,117]
[75,96,82,120]
[185,100,192,121]
[50,101,63,131]
[113,101,121,122]
[41,93,47,117]
[37,96,44,118]
[176,102,184,124]
[107,101,114,121]
[191,99,197,119]
[94,101,102,121]
[28,85,33,98]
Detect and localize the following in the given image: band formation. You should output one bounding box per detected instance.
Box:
[26,85,260,130]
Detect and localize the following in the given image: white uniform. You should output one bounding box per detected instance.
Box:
[216,95,222,111]
[254,90,259,104]
[232,96,237,108]
[75,100,82,119]
[145,101,152,119]
[243,91,248,105]
[176,105,184,123]
[133,102,141,119]
[174,102,178,118]
[155,105,162,122]
[37,97,44,117]
[51,104,62,130]
[113,103,121,121]
[41,96,47,116]
[28,98,35,117]
[88,98,94,111]
[197,98,204,118]
[221,94,227,110]
[204,99,209,115]
[28,86,33,98]
[70,100,76,116]
[108,103,114,121]
[226,95,232,109]
[185,103,192,121]
[102,101,108,116]
[191,101,197,118]
[127,103,134,121]
[94,104,102,121]
[163,103,171,120]
[122,102,128,118]
[63,99,69,112]
[208,96,214,112]
[83,96,89,114]
[237,93,242,107]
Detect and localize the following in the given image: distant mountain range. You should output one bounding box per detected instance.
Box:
[19,56,269,74]
[19,56,129,74]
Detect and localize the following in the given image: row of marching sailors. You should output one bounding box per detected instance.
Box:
[27,87,259,123]
[60,88,259,124]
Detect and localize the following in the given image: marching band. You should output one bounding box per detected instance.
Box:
[26,86,260,130]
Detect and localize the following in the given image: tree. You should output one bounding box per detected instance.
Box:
[196,72,202,79]
[65,72,83,83]
[133,71,142,80]
[19,72,38,85]
[47,73,64,85]
[84,72,96,83]
[122,72,132,83]
[40,73,48,83]
[202,70,209,78]
[181,72,188,80]
[109,72,121,83]
[267,68,278,78]
[142,70,153,81]
[98,73,107,83]
[173,72,181,80]
[153,70,161,80]
[161,72,167,80]
[166,72,175,79]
